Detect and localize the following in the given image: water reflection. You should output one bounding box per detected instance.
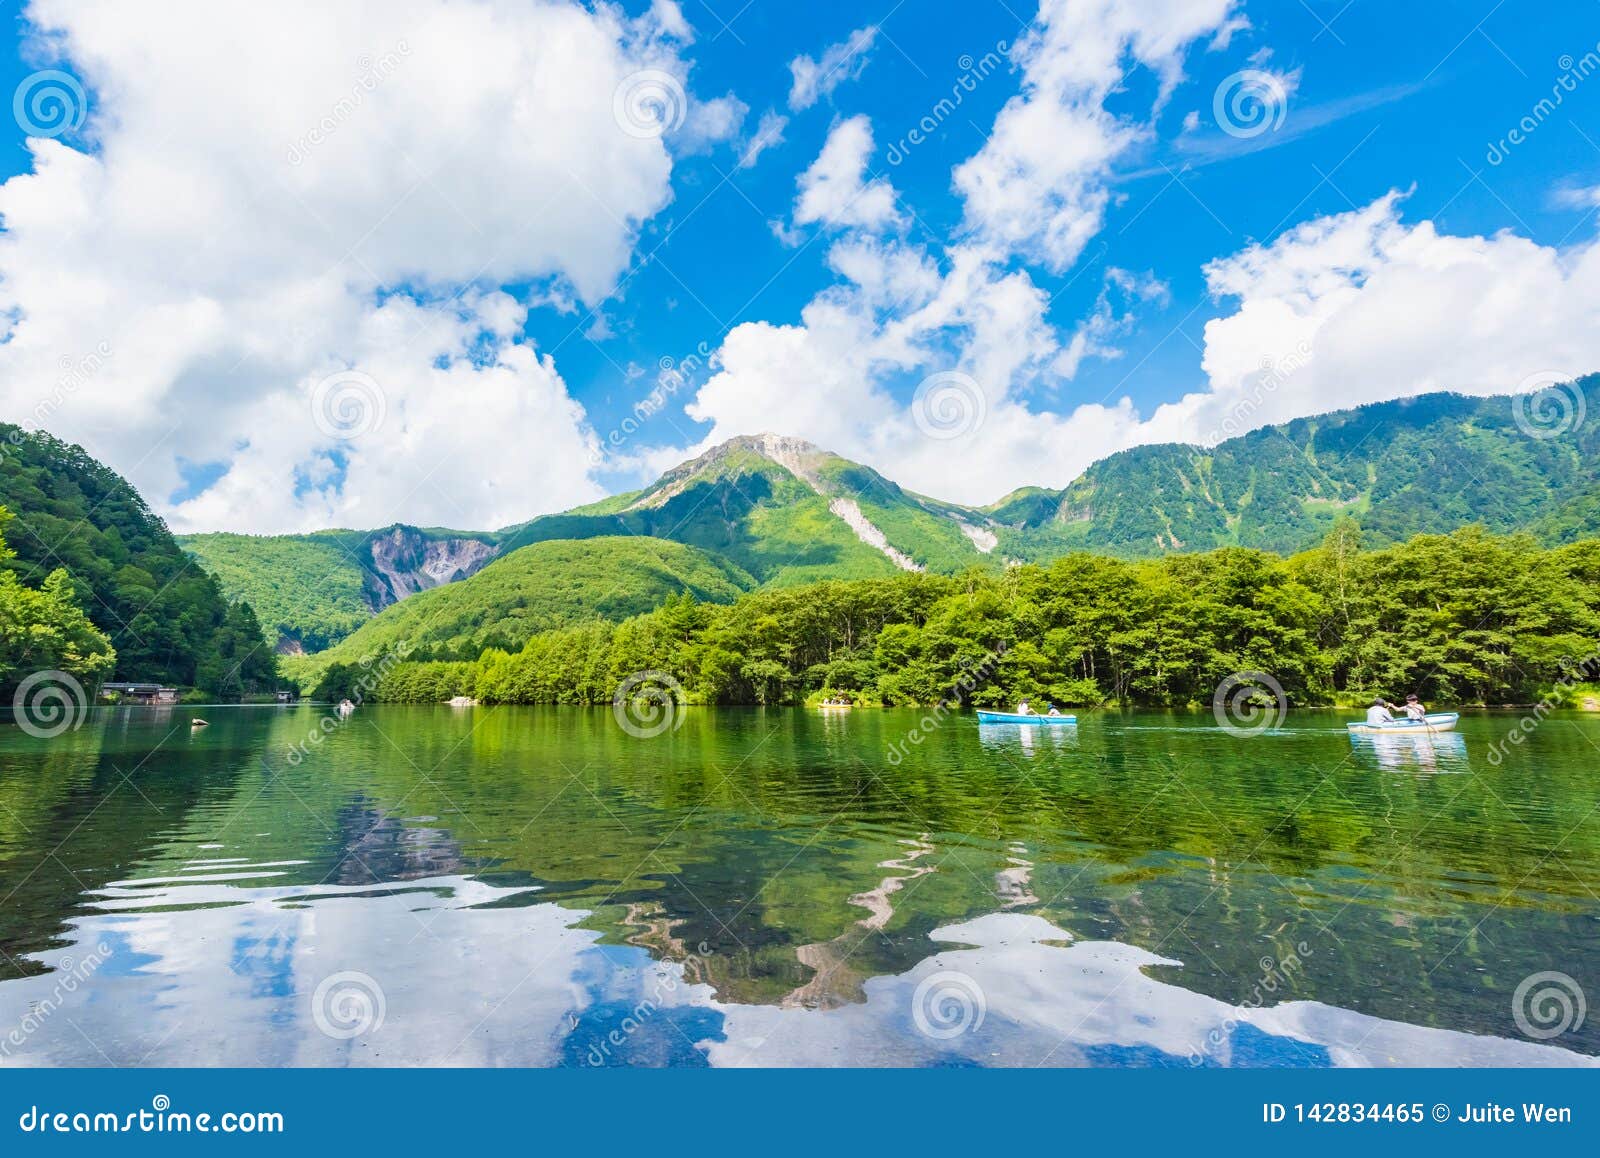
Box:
[2,879,1591,1068]
[1,705,1597,1067]
[1348,731,1470,774]
[977,723,1077,755]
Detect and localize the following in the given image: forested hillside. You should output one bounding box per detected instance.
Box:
[992,378,1600,558]
[0,505,116,697]
[286,535,754,691]
[181,524,500,653]
[0,426,277,696]
[366,525,1600,709]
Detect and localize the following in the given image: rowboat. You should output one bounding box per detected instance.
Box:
[1346,712,1459,735]
[976,710,1077,725]
[816,703,854,711]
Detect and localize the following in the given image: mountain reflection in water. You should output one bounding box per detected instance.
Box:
[0,705,1596,1067]
[1,874,1591,1067]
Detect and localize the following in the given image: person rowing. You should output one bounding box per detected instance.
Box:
[1017,698,1032,715]
[1402,693,1427,720]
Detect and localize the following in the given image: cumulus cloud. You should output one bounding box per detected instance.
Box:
[1140,191,1600,445]
[788,25,878,112]
[0,0,722,532]
[954,0,1241,270]
[793,116,902,232]
[676,186,1600,505]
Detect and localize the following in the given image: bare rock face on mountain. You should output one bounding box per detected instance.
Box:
[364,526,499,611]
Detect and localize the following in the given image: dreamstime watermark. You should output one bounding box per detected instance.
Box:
[1213,69,1289,139]
[17,1096,284,1136]
[13,69,86,138]
[613,69,686,139]
[1198,341,1312,450]
[286,43,411,166]
[583,942,714,1066]
[1485,650,1600,766]
[285,642,411,765]
[0,942,112,1058]
[1486,43,1600,165]
[1212,671,1288,737]
[911,970,986,1040]
[311,970,386,1040]
[10,670,89,739]
[590,341,715,465]
[612,670,685,738]
[1511,970,1586,1041]
[912,371,986,441]
[306,368,386,441]
[886,645,1008,766]
[884,42,1009,165]
[1188,943,1314,1065]
[1510,371,1585,440]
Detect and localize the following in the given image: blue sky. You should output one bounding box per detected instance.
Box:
[550,1,1599,419]
[2,0,1599,532]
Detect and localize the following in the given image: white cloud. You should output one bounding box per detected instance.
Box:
[954,0,1242,270]
[1140,191,1600,445]
[1553,183,1600,210]
[788,25,877,112]
[0,0,722,532]
[676,187,1600,506]
[793,116,902,231]
[1052,267,1170,380]
[737,109,789,169]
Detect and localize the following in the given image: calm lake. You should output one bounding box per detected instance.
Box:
[1,704,1596,1067]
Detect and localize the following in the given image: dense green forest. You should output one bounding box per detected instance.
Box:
[345,524,1600,709]
[179,531,375,653]
[0,426,278,697]
[0,505,116,695]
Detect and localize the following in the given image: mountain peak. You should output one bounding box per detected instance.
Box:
[664,432,834,491]
[722,431,825,460]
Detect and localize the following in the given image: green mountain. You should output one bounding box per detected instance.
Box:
[282,535,754,688]
[180,524,500,653]
[988,377,1600,558]
[179,379,1600,661]
[500,433,994,581]
[0,426,277,696]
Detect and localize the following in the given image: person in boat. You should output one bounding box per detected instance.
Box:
[1046,703,1061,717]
[1365,697,1397,727]
[1402,693,1427,720]
[1017,698,1032,715]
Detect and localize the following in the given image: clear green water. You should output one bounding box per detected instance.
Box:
[0,705,1596,1067]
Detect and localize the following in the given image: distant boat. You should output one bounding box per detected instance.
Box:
[337,699,356,716]
[1346,712,1459,735]
[976,710,1076,725]
[190,718,208,727]
[817,703,854,711]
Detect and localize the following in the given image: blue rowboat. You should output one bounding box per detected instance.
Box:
[976,710,1077,725]
[1346,712,1459,735]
